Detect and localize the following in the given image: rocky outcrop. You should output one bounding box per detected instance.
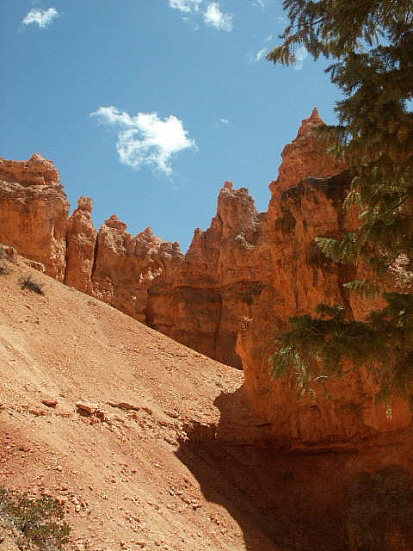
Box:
[91,217,182,323]
[270,107,345,195]
[235,113,411,446]
[65,204,184,321]
[0,159,181,322]
[0,154,69,280]
[147,109,411,445]
[145,110,347,372]
[147,182,270,367]
[0,110,411,448]
[65,196,97,293]
[237,170,412,446]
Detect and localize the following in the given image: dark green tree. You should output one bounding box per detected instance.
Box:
[268,1,413,401]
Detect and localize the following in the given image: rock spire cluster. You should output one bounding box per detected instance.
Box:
[0,111,410,446]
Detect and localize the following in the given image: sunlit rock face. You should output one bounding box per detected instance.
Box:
[90,218,182,323]
[0,156,181,322]
[236,111,411,445]
[0,154,70,280]
[1,110,411,448]
[65,196,97,293]
[269,107,345,196]
[147,181,271,368]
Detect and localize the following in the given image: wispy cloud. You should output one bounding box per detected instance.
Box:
[168,0,233,31]
[204,2,233,31]
[293,45,308,70]
[91,107,196,174]
[169,0,202,12]
[254,48,267,62]
[22,7,59,28]
[252,0,269,7]
[212,117,229,128]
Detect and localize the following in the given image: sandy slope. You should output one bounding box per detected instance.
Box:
[0,258,278,551]
[1,258,412,551]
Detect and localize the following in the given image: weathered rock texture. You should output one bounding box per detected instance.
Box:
[235,111,411,446]
[90,218,182,323]
[270,107,346,195]
[0,109,411,448]
[147,181,270,368]
[0,159,181,322]
[0,154,69,280]
[65,196,97,293]
[237,170,412,447]
[65,207,184,322]
[147,109,349,370]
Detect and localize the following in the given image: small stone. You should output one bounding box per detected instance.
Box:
[76,400,98,416]
[42,399,58,408]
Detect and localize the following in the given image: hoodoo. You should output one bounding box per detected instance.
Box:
[0,110,411,446]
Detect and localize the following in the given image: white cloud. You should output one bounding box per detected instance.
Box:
[168,0,233,31]
[91,107,196,174]
[22,7,59,28]
[254,48,267,62]
[252,0,268,7]
[213,117,229,128]
[204,2,233,31]
[294,45,308,70]
[169,0,202,12]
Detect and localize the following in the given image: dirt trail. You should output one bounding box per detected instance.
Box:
[0,259,412,551]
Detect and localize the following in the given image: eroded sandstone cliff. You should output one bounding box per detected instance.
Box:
[237,169,411,446]
[1,109,411,448]
[0,154,69,280]
[147,181,270,368]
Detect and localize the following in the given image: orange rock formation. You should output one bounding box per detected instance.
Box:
[0,154,69,280]
[1,110,411,447]
[65,196,96,293]
[147,181,270,368]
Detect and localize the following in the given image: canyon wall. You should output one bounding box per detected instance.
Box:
[237,170,412,447]
[146,181,271,368]
[0,156,182,322]
[148,108,348,370]
[1,109,411,446]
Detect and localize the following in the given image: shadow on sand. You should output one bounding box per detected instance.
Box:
[175,387,413,551]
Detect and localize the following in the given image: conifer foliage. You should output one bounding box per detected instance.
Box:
[268,1,413,400]
[270,296,413,403]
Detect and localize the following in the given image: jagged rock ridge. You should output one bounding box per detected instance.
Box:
[1,109,411,447]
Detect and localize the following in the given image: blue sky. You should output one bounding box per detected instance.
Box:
[1,1,341,250]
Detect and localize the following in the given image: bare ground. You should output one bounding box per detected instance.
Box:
[0,259,412,551]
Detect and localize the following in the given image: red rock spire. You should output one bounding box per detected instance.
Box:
[297,106,325,138]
